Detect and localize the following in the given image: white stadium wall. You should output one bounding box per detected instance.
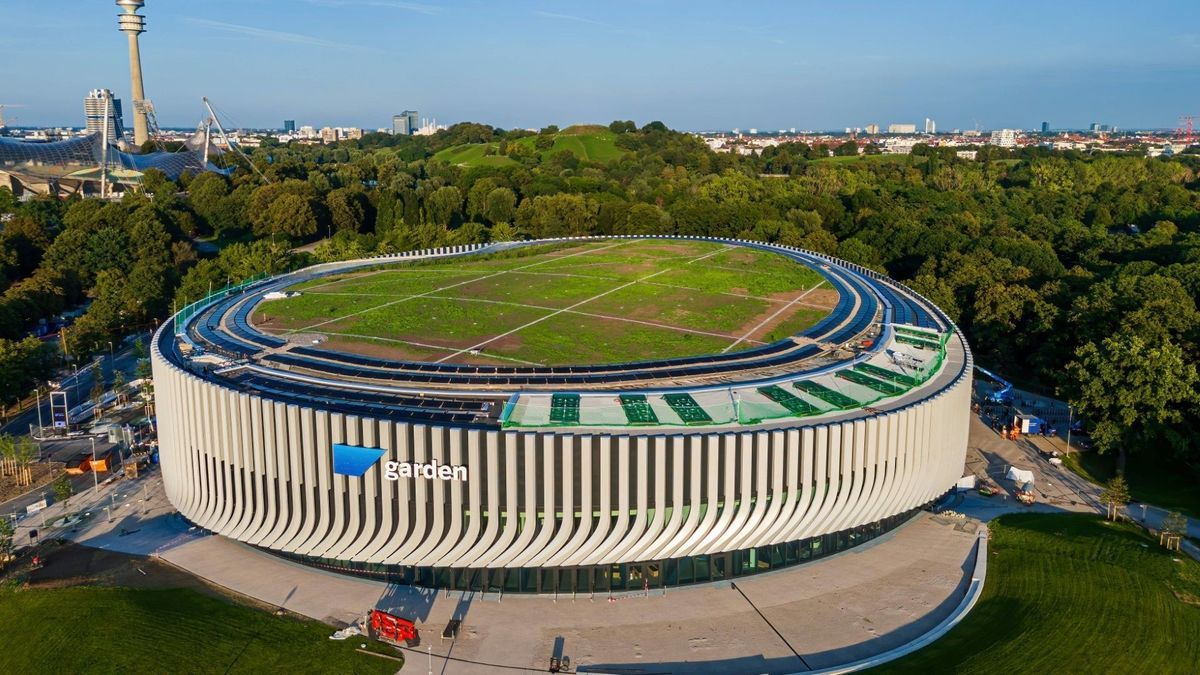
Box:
[151,236,972,592]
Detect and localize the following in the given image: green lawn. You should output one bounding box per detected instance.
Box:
[501,313,735,365]
[1060,450,1200,520]
[433,127,626,167]
[760,307,829,343]
[431,143,518,167]
[883,513,1200,674]
[254,239,834,365]
[0,587,398,674]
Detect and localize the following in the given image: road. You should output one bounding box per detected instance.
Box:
[0,331,151,438]
[1,437,124,522]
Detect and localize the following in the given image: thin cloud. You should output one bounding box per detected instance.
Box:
[186,18,362,50]
[533,10,616,29]
[307,0,441,14]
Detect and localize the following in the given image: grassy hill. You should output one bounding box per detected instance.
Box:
[884,513,1200,673]
[433,125,626,168]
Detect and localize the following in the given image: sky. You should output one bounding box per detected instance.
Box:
[4,0,1199,132]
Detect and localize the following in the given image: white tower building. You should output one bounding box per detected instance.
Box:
[116,0,149,147]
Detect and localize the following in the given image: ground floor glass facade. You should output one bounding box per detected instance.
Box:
[263,507,924,595]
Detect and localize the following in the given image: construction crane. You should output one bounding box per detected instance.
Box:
[0,103,27,130]
[1176,115,1198,144]
[974,366,1013,405]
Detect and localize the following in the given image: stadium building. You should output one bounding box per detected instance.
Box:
[0,133,224,197]
[152,236,972,594]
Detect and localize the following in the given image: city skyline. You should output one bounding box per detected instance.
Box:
[3,0,1199,131]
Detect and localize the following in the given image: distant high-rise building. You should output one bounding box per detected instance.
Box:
[989,129,1017,148]
[924,118,936,134]
[343,127,364,140]
[888,123,917,134]
[84,89,125,141]
[284,120,296,133]
[320,127,340,144]
[865,123,879,135]
[1090,122,1102,132]
[393,110,420,135]
[1040,121,1050,134]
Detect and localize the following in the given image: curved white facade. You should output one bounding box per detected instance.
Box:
[152,237,972,592]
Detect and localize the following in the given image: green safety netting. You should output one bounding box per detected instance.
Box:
[855,362,922,387]
[837,369,907,396]
[756,385,820,416]
[619,394,659,425]
[896,334,939,350]
[793,380,860,409]
[662,393,713,425]
[502,327,950,429]
[549,393,580,425]
[502,392,741,428]
[174,273,270,334]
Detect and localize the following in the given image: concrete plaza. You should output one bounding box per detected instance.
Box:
[10,457,981,674]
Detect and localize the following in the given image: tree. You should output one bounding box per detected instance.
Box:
[0,517,12,562]
[112,369,127,405]
[326,188,368,234]
[13,435,35,487]
[53,472,74,514]
[424,186,463,228]
[1161,511,1188,537]
[1099,475,1130,521]
[516,194,597,238]
[489,221,521,243]
[465,178,500,221]
[0,336,58,408]
[834,140,859,157]
[1065,330,1200,474]
[483,188,517,225]
[90,370,106,409]
[263,194,319,239]
[624,203,673,235]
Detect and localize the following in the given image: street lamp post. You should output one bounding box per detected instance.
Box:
[35,387,44,437]
[91,437,99,494]
[1066,405,1073,451]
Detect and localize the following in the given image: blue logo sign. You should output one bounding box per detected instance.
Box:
[332,443,386,477]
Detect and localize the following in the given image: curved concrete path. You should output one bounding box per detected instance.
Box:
[56,485,980,674]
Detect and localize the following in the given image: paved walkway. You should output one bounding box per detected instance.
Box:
[30,405,1200,672]
[162,513,979,674]
[12,466,980,675]
[954,414,1199,562]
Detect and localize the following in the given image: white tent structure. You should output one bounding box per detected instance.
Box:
[1006,467,1035,485]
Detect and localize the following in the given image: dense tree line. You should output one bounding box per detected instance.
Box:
[1,122,1198,475]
